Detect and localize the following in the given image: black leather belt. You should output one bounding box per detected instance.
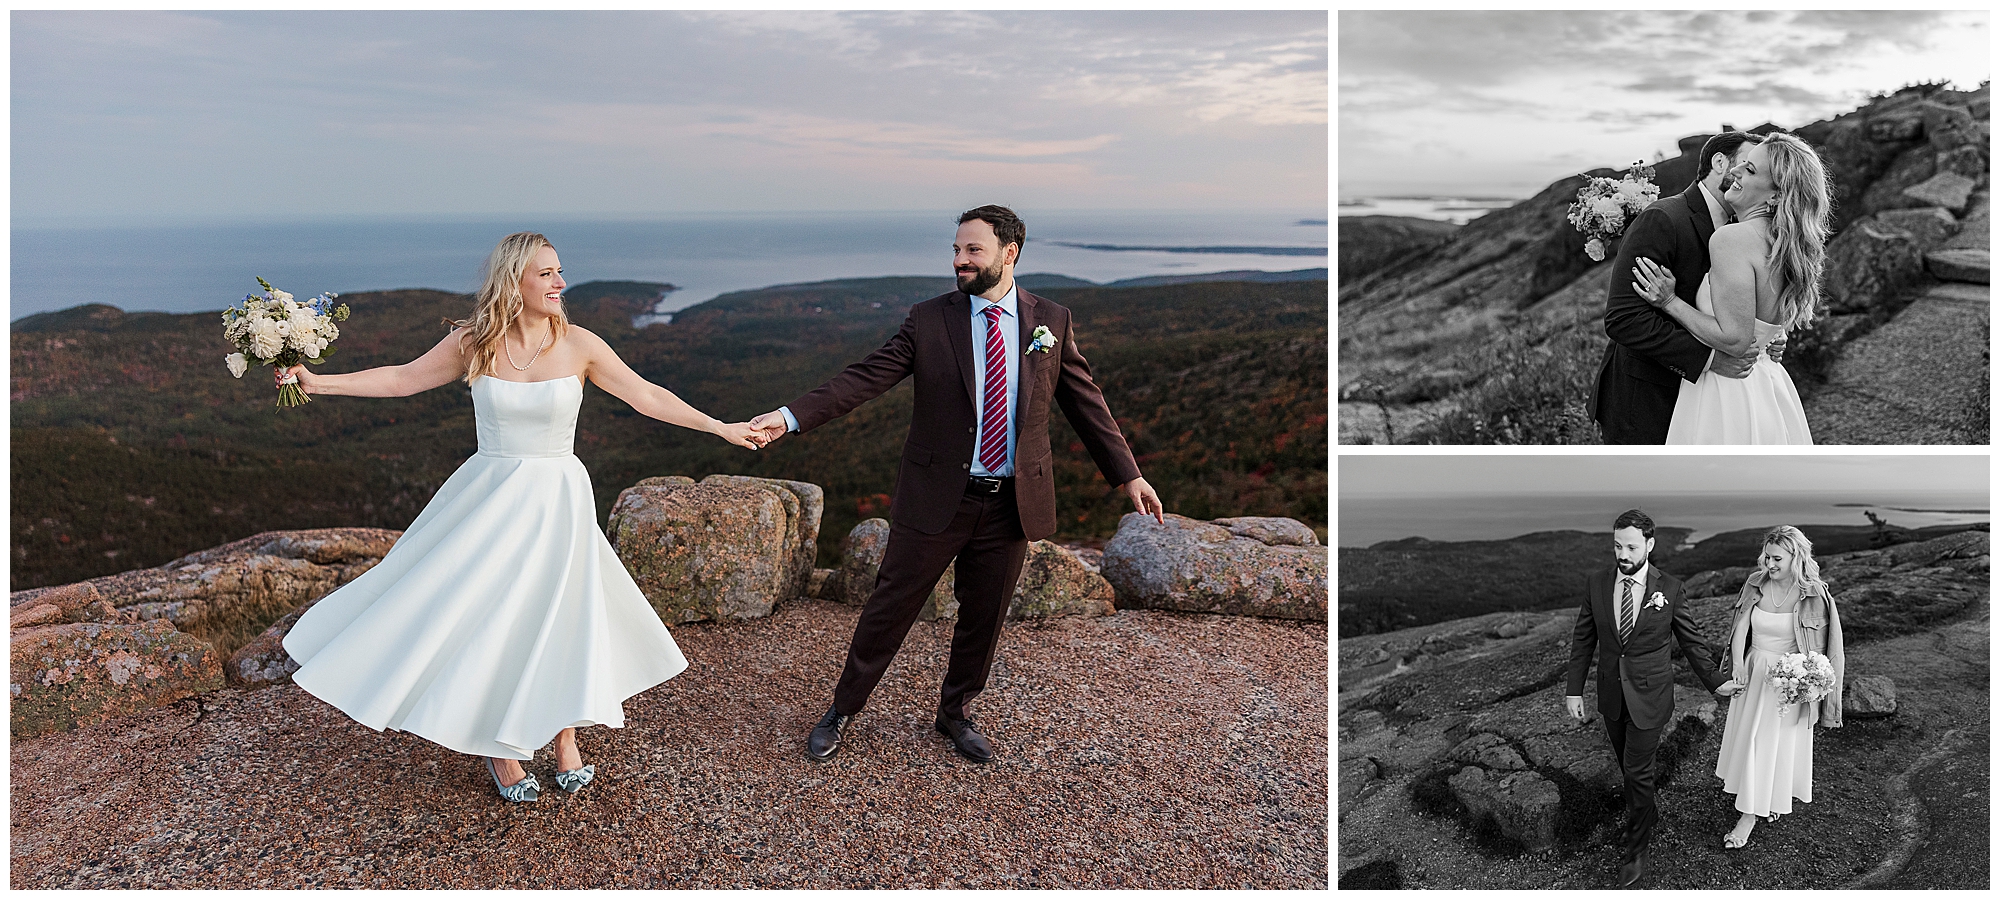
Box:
[966,475,1013,495]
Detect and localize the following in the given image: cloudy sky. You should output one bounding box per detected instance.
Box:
[13,11,1326,224]
[1339,10,1989,198]
[1342,455,1991,497]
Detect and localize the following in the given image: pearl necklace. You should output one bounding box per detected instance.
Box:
[504,324,553,371]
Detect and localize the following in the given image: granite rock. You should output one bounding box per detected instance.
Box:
[10,619,224,738]
[699,474,824,604]
[607,479,790,624]
[1844,674,1899,718]
[1007,541,1117,620]
[1101,513,1327,620]
[1447,766,1560,850]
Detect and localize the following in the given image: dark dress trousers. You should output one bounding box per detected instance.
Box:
[1590,184,1723,444]
[1566,564,1726,860]
[787,288,1142,718]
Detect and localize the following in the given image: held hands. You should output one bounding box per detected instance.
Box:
[1631,258,1678,309]
[713,420,768,451]
[748,410,789,446]
[1715,679,1743,698]
[1123,476,1165,524]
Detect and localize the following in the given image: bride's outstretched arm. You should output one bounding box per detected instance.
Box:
[577,327,763,449]
[278,330,466,398]
[1632,227,1761,358]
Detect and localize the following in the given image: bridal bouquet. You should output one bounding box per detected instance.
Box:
[1767,650,1836,715]
[1567,163,1660,261]
[222,277,349,408]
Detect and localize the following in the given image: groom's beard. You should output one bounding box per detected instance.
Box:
[1617,557,1645,576]
[957,260,1005,296]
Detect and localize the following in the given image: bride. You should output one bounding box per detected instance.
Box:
[1712,525,1845,848]
[277,232,766,803]
[1633,132,1832,444]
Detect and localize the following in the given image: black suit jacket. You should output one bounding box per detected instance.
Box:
[1565,564,1726,729]
[1590,184,1722,444]
[786,288,1142,541]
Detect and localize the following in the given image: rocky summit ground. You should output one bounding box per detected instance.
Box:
[9,601,1327,889]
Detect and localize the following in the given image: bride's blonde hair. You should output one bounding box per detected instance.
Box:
[1759,133,1833,331]
[448,232,569,383]
[1761,525,1825,590]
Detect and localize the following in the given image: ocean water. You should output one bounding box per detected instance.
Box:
[1336,196,1518,225]
[1338,490,1991,549]
[9,210,1327,321]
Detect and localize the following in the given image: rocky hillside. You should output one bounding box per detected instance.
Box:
[1337,216,1459,287]
[1339,82,1991,444]
[1338,521,1986,638]
[1336,530,1989,888]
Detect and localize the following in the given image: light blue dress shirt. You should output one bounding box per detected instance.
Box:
[780,285,1020,478]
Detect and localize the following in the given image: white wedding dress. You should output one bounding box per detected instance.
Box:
[284,374,688,760]
[1664,276,1813,444]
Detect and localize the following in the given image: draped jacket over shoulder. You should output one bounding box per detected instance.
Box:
[1726,571,1846,727]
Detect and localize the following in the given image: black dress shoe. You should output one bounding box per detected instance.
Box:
[1618,849,1647,888]
[806,704,852,762]
[934,713,993,763]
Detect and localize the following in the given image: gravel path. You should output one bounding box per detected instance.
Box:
[10,601,1327,889]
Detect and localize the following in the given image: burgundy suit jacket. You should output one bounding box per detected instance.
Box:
[1565,564,1726,729]
[786,288,1142,541]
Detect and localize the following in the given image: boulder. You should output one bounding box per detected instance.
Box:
[1101,513,1327,620]
[698,475,824,604]
[606,479,791,623]
[1821,219,1926,314]
[1926,249,1989,284]
[9,582,122,630]
[1860,144,1940,214]
[1447,766,1561,850]
[225,593,332,687]
[1934,144,1988,180]
[1447,733,1528,771]
[1338,756,1381,807]
[1845,674,1898,718]
[1902,172,1980,213]
[1007,541,1117,620]
[1874,207,1960,252]
[10,619,224,738]
[1919,99,1981,155]
[1213,516,1321,547]
[807,568,834,600]
[830,518,955,619]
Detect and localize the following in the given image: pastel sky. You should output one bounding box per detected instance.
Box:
[1339,10,1989,198]
[12,11,1327,223]
[1342,456,1991,497]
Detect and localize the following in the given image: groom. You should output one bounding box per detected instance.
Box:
[1591,131,1776,444]
[751,205,1164,764]
[1565,509,1735,887]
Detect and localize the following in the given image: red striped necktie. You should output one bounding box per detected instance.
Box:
[978,304,1010,473]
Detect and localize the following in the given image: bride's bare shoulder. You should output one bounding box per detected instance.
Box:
[1707,220,1771,259]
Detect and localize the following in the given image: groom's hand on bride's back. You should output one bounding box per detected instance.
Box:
[1708,350,1758,380]
[1764,332,1787,363]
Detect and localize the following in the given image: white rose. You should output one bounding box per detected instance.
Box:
[1585,238,1605,261]
[225,352,248,378]
[318,321,340,342]
[1592,197,1624,221]
[274,291,294,303]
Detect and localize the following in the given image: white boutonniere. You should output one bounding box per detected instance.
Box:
[1028,325,1056,354]
[1646,591,1668,611]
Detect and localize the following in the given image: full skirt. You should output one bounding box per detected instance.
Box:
[1714,645,1815,816]
[1665,357,1812,445]
[283,451,687,760]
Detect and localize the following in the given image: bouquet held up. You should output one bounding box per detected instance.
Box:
[1767,650,1836,716]
[1567,163,1660,261]
[223,277,349,408]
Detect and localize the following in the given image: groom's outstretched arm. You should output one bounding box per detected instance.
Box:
[1603,207,1716,384]
[767,312,919,436]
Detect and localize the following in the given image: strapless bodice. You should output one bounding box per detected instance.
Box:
[1749,606,1799,654]
[472,375,581,458]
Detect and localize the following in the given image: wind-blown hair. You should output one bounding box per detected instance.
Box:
[448,232,567,383]
[1761,525,1825,590]
[1759,133,1833,331]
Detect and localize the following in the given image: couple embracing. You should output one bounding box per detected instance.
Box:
[1566,510,1846,887]
[1593,131,1835,445]
[275,205,1162,803]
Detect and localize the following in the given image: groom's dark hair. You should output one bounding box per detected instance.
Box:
[958,205,1027,258]
[1694,131,1763,181]
[1613,509,1656,538]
